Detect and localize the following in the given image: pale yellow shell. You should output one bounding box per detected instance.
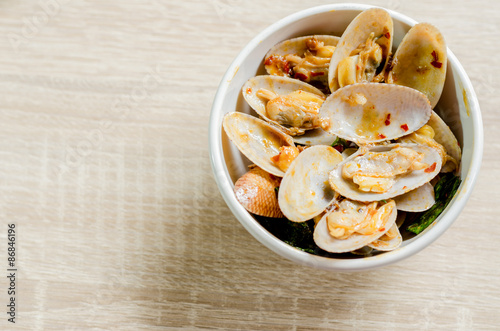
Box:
[265,35,340,69]
[222,112,295,177]
[427,111,461,172]
[319,83,432,144]
[278,145,343,222]
[368,224,402,251]
[313,200,397,253]
[387,23,447,109]
[329,143,442,202]
[394,182,435,212]
[328,8,393,92]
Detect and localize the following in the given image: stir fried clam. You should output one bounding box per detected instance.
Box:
[314,199,397,253]
[242,75,326,136]
[222,8,462,256]
[264,35,340,88]
[222,112,296,177]
[386,23,447,108]
[242,75,338,145]
[328,8,393,92]
[319,83,432,144]
[368,223,402,251]
[278,145,343,222]
[394,182,435,212]
[329,144,442,202]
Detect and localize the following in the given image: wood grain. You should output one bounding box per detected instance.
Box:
[0,0,498,329]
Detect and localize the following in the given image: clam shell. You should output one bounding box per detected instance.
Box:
[291,128,337,146]
[329,143,442,202]
[427,111,461,172]
[387,23,447,108]
[368,223,402,251]
[313,200,397,253]
[278,145,343,222]
[242,75,326,136]
[394,182,435,212]
[265,35,340,68]
[320,83,432,144]
[328,8,393,92]
[222,112,295,177]
[234,166,283,218]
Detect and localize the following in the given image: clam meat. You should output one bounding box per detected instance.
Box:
[265,35,340,88]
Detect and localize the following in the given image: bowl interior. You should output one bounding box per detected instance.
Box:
[210,4,482,271]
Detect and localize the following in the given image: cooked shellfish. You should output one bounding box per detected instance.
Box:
[329,144,442,202]
[319,83,432,144]
[223,112,295,177]
[397,114,460,173]
[313,199,397,253]
[328,8,393,92]
[386,23,447,108]
[393,182,435,212]
[265,35,340,87]
[278,145,343,222]
[242,75,326,136]
[222,7,463,257]
[234,166,283,218]
[368,223,402,251]
[427,111,461,172]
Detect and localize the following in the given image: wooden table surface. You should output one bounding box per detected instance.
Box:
[0,0,497,329]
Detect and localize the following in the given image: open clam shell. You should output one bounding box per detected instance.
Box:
[265,35,340,60]
[242,75,337,144]
[328,8,393,92]
[222,112,295,177]
[319,83,432,144]
[368,223,402,251]
[278,145,343,222]
[313,200,397,253]
[394,182,435,212]
[386,23,447,109]
[265,35,340,82]
[428,111,461,172]
[329,143,442,202]
[234,166,283,218]
[242,75,325,119]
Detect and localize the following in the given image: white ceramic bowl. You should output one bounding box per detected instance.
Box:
[209,4,483,271]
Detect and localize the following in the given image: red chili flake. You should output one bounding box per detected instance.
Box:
[246,87,252,94]
[384,32,391,39]
[425,162,437,173]
[294,72,309,81]
[310,71,325,77]
[284,61,292,76]
[379,227,386,232]
[431,50,443,68]
[377,133,386,139]
[265,55,292,76]
[385,113,391,126]
[400,124,409,132]
[403,186,407,189]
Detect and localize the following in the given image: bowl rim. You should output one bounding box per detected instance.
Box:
[209,3,483,271]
